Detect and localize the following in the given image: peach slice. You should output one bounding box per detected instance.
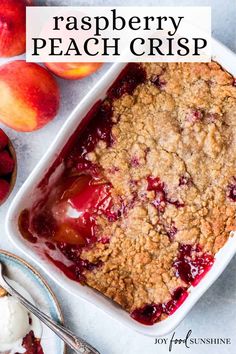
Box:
[0,60,60,131]
[0,0,32,57]
[45,62,103,80]
[53,223,86,246]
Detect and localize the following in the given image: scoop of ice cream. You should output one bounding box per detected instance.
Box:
[0,295,30,351]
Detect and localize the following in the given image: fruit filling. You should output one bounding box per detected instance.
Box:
[173,244,214,286]
[29,173,122,281]
[131,287,188,325]
[19,62,236,325]
[21,330,44,354]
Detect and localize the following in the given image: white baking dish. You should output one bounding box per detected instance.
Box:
[6,38,236,337]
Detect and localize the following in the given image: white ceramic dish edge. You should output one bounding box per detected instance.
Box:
[6,38,236,337]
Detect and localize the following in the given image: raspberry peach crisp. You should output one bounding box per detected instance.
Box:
[19,62,236,325]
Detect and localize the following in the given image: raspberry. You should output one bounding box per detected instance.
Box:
[0,129,8,150]
[173,244,214,285]
[0,151,14,175]
[0,179,10,202]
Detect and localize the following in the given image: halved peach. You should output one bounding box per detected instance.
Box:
[53,223,86,246]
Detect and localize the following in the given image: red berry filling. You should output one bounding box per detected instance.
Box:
[131,303,162,325]
[107,63,146,100]
[151,75,166,89]
[20,330,44,354]
[46,244,102,283]
[173,244,214,286]
[147,176,184,212]
[76,102,114,156]
[65,101,114,171]
[97,236,110,244]
[55,243,102,282]
[163,287,188,315]
[75,158,100,178]
[131,287,188,325]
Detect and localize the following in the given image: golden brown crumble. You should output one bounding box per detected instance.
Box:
[81,62,236,313]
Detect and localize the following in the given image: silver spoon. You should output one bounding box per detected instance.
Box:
[0,262,100,354]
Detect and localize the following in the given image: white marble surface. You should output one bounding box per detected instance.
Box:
[0,0,236,353]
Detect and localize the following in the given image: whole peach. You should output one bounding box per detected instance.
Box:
[0,0,32,57]
[45,62,103,80]
[0,60,60,131]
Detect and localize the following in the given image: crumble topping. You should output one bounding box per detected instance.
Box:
[83,62,236,313]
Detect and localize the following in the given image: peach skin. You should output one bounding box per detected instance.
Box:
[45,62,103,80]
[0,60,60,132]
[0,0,32,57]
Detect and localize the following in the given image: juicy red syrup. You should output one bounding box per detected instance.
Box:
[67,101,114,164]
[19,331,44,354]
[151,75,166,89]
[107,63,146,100]
[147,176,184,212]
[227,177,236,202]
[68,178,118,222]
[131,242,214,325]
[131,287,188,325]
[46,250,102,283]
[173,244,214,286]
